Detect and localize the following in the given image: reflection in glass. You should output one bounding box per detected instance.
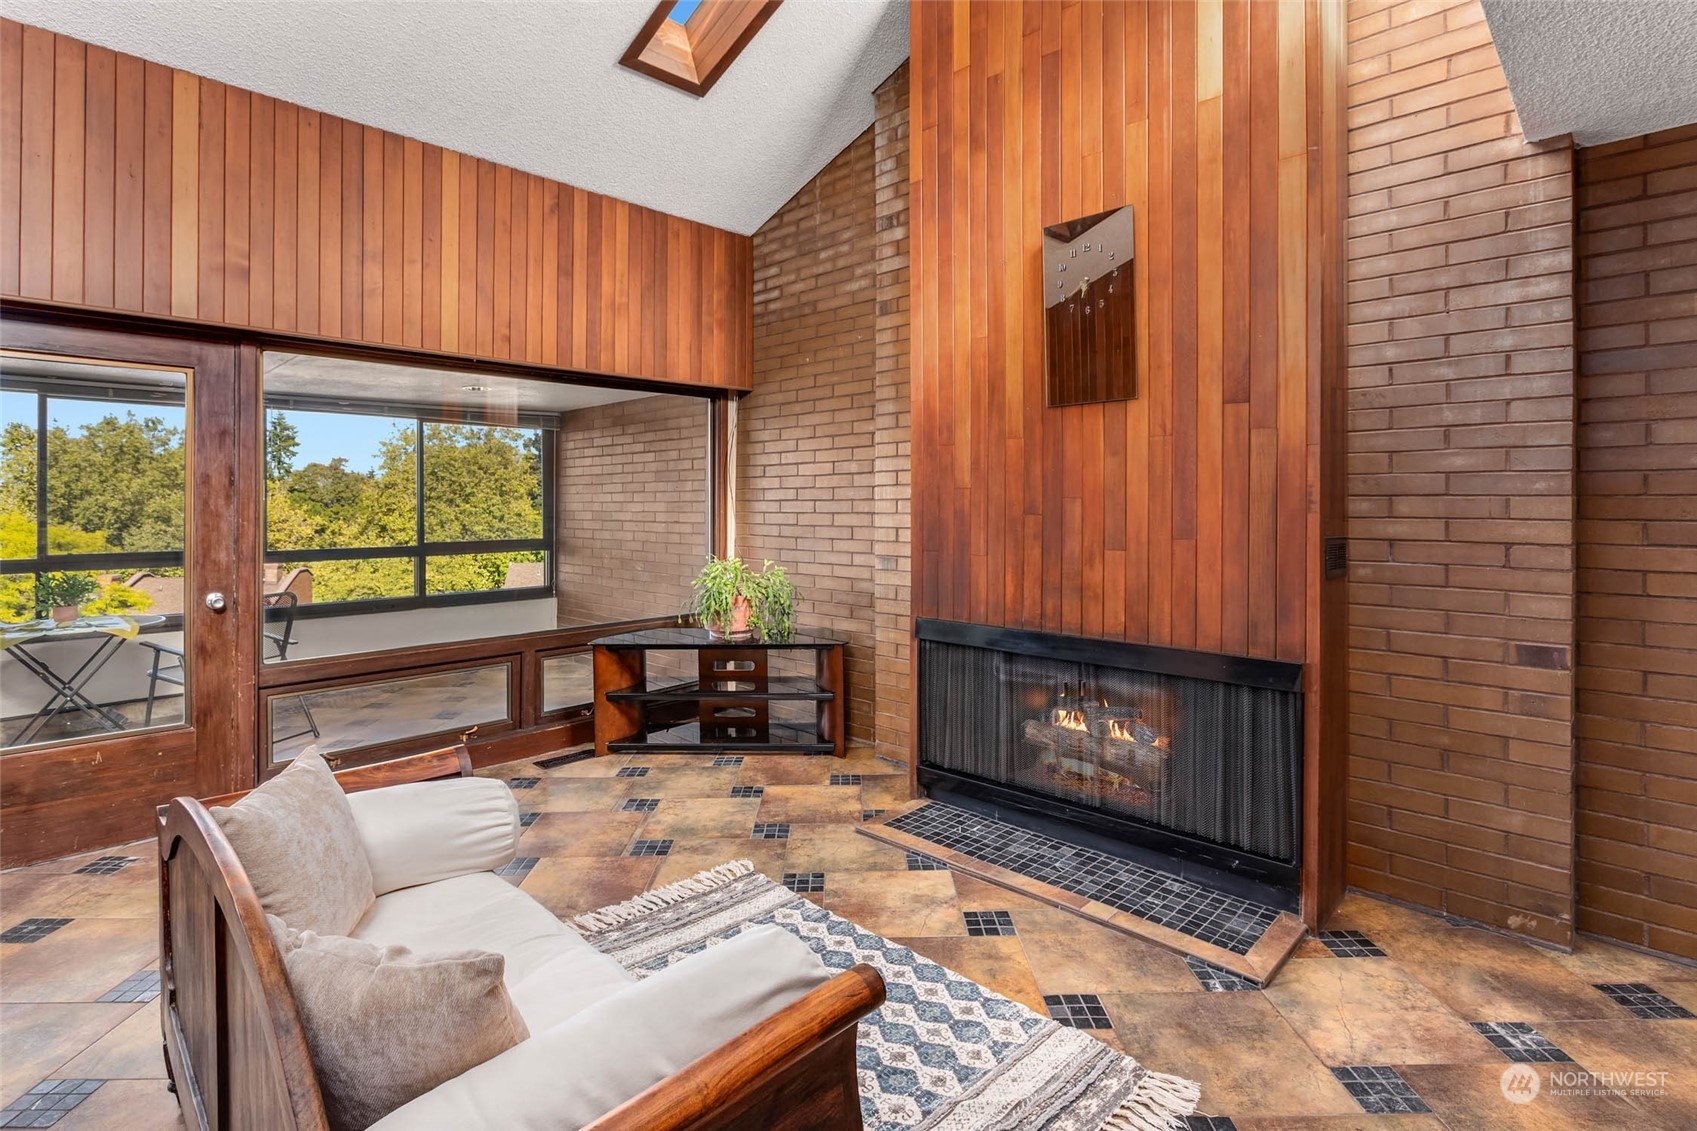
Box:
[269,664,511,763]
[541,651,594,713]
[1,354,189,752]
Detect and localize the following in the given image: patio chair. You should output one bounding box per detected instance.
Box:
[142,592,320,742]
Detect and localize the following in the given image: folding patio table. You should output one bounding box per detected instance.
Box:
[1,614,168,746]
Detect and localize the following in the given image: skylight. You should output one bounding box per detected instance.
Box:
[620,0,782,98]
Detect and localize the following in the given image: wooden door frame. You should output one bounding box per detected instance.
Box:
[0,315,257,866]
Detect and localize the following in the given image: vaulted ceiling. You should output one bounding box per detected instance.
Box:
[2,0,910,236]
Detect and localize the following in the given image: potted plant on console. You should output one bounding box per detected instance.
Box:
[688,556,800,643]
[35,571,99,625]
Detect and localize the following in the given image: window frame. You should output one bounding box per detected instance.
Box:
[0,382,190,596]
[261,398,557,620]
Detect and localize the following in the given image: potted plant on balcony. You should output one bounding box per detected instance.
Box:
[688,556,800,643]
[35,572,99,625]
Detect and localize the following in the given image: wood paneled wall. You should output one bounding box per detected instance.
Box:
[0,20,752,389]
[908,0,1347,922]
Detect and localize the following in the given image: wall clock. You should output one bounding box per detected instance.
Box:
[1043,205,1136,406]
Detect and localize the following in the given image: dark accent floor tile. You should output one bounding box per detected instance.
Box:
[1319,929,1387,958]
[1329,1065,1431,1115]
[729,785,765,798]
[751,823,791,840]
[506,776,540,790]
[616,766,651,778]
[1593,982,1696,1019]
[1044,993,1112,1030]
[862,808,887,820]
[96,969,161,1004]
[712,756,744,767]
[829,773,862,785]
[0,919,73,944]
[494,856,539,880]
[886,802,1278,955]
[1182,1118,1238,1131]
[518,811,541,827]
[1470,1021,1574,1063]
[1185,955,1260,992]
[622,797,661,812]
[534,749,594,769]
[0,1079,103,1128]
[782,872,825,893]
[963,910,1017,937]
[72,856,136,876]
[629,840,674,857]
[905,851,949,871]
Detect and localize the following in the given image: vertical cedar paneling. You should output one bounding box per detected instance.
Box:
[278,99,304,325]
[0,21,23,295]
[912,2,1335,662]
[81,45,115,308]
[224,88,250,325]
[195,79,223,323]
[249,93,274,327]
[111,52,142,311]
[3,18,750,388]
[51,35,84,304]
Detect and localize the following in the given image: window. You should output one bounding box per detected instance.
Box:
[0,358,188,624]
[619,0,783,97]
[263,405,550,612]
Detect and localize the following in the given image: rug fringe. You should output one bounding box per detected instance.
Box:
[1098,1070,1201,1131]
[572,860,757,932]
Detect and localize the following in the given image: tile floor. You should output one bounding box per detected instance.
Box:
[3,743,1695,1130]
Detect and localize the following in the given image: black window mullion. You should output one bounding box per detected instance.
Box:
[34,393,47,561]
[413,418,426,599]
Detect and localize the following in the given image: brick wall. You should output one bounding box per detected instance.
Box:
[1576,124,1697,961]
[555,394,708,626]
[872,65,912,760]
[743,65,911,748]
[1345,0,1579,945]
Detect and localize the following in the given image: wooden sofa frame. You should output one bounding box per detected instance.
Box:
[157,745,886,1131]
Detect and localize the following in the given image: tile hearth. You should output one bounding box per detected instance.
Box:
[2,742,1695,1131]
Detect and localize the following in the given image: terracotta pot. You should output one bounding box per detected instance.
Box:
[51,604,78,624]
[710,595,755,641]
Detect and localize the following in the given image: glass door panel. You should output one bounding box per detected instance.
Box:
[0,355,190,752]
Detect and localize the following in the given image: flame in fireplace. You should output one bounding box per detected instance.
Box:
[1052,708,1089,732]
[1106,718,1136,742]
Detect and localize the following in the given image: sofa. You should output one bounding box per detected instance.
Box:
[156,744,884,1131]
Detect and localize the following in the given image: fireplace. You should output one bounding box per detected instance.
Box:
[916,619,1304,903]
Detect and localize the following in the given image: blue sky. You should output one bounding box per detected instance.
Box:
[0,393,399,475]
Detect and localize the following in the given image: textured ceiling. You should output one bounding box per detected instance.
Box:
[0,0,910,236]
[1482,0,1697,145]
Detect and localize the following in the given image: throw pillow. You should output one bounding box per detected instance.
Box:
[273,920,530,1131]
[211,749,374,936]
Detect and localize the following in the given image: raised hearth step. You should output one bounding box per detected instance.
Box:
[857,799,1305,985]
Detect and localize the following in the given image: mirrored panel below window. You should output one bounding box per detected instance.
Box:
[269,664,511,764]
[541,650,593,714]
[260,352,711,663]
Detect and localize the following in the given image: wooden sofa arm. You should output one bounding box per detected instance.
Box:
[584,963,886,1131]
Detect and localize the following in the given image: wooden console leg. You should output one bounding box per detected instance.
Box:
[817,645,846,758]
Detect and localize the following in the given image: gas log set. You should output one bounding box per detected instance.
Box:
[1022,682,1170,819]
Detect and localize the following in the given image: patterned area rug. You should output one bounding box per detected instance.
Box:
[573,861,1200,1131]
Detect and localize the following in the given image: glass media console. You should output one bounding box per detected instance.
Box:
[591,627,847,758]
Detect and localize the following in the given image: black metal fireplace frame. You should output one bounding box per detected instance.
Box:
[915,618,1305,899]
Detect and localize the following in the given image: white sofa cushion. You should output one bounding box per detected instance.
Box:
[368,924,832,1131]
[347,777,521,896]
[352,871,632,1030]
[210,750,374,936]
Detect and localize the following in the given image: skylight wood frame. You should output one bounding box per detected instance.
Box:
[620,0,783,97]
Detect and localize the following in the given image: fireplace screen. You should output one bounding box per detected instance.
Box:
[919,634,1301,865]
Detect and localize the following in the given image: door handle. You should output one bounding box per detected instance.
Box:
[204,592,228,613]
